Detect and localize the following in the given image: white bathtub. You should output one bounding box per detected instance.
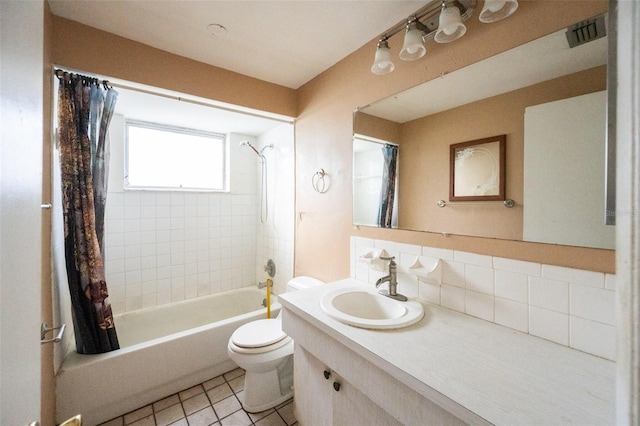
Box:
[56,287,279,426]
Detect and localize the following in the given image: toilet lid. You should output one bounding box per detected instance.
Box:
[230,319,287,349]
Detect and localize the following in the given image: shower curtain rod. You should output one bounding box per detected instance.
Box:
[54,68,113,89]
[53,67,295,125]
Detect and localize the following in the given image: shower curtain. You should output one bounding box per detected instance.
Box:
[377,144,398,228]
[56,71,119,354]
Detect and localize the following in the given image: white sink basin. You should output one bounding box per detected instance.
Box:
[320,287,424,329]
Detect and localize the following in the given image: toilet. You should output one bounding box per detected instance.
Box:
[228,276,324,413]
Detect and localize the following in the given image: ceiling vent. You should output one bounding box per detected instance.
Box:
[565,14,606,48]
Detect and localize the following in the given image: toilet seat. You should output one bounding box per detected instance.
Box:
[229,319,291,354]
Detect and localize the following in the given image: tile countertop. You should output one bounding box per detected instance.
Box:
[279,278,615,425]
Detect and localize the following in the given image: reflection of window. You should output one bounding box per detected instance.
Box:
[125,121,227,191]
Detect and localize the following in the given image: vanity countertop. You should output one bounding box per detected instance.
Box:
[279,278,615,425]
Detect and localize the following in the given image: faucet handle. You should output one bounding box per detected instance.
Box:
[380,256,396,265]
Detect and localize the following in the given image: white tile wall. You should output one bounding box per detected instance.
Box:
[102,115,295,314]
[105,191,258,313]
[255,124,295,296]
[351,236,616,361]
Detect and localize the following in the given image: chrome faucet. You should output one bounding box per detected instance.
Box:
[375,256,408,301]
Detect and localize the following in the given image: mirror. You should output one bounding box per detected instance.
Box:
[353,136,399,228]
[353,14,613,249]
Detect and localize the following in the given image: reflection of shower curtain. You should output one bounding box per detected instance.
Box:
[377,144,398,228]
[56,71,119,354]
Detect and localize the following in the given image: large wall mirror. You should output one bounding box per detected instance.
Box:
[353,12,614,250]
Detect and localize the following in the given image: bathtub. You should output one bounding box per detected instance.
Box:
[56,287,279,426]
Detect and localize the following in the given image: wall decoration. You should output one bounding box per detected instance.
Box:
[450,135,506,201]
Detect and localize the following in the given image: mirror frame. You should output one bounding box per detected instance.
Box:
[449,135,506,202]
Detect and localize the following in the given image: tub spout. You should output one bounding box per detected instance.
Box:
[258,281,272,289]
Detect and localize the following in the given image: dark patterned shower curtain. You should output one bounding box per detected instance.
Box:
[377,144,398,228]
[56,70,119,354]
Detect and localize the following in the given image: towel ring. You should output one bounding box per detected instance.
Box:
[312,169,329,194]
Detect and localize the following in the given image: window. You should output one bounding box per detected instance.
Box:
[125,120,227,191]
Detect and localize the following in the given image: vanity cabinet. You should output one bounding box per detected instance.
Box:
[284,309,470,426]
[281,280,615,425]
[294,345,401,426]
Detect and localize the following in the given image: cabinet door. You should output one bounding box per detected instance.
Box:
[332,374,402,426]
[294,346,333,426]
[294,345,402,426]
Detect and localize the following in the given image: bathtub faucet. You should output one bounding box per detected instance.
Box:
[375,257,408,301]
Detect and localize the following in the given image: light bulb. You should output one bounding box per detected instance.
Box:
[434,5,466,43]
[371,40,395,75]
[399,23,426,61]
[479,0,518,23]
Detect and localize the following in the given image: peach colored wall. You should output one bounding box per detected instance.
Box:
[295,0,612,281]
[353,112,400,144]
[51,16,297,118]
[398,66,606,238]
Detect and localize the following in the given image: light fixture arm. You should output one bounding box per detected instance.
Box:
[374,0,475,45]
[409,16,431,34]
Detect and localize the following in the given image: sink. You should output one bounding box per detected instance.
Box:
[320,287,424,329]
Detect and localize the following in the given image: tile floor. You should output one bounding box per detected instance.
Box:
[98,368,297,426]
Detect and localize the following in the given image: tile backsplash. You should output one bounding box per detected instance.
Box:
[351,237,616,361]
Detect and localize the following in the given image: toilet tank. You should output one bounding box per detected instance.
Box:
[286,276,324,292]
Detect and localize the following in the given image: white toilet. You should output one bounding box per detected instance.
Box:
[227,276,323,413]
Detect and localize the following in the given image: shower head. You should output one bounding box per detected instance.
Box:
[241,141,274,158]
[240,140,261,157]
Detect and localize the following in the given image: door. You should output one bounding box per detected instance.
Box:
[0,1,45,424]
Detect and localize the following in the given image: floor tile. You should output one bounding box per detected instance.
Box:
[153,394,180,412]
[155,403,185,426]
[219,409,252,426]
[223,368,244,381]
[255,411,287,426]
[124,405,153,424]
[207,383,234,404]
[203,375,225,391]
[130,416,155,426]
[179,384,204,401]
[276,401,296,426]
[100,367,296,426]
[227,375,244,393]
[182,393,211,416]
[186,406,218,426]
[213,395,242,419]
[247,408,274,423]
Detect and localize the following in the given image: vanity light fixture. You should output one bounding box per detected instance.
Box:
[399,19,428,61]
[478,0,518,23]
[434,1,467,43]
[371,0,517,75]
[371,38,395,74]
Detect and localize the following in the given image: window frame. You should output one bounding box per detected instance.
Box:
[124,119,228,192]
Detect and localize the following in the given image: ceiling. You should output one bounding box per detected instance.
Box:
[48,0,427,89]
